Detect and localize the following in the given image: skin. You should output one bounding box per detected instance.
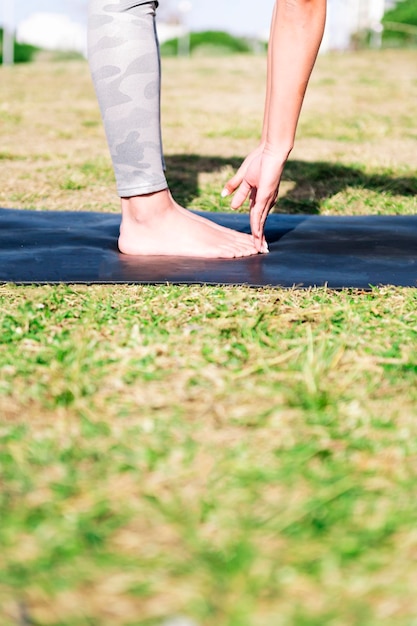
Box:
[119,0,326,259]
[118,191,263,258]
[222,0,327,252]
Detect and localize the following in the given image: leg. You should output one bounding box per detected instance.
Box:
[88,0,260,258]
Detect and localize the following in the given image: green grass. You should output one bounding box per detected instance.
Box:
[1,51,417,625]
[2,286,417,625]
[160,31,256,57]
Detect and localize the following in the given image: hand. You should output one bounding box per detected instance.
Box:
[222,145,287,253]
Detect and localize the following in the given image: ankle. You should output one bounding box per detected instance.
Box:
[121,189,171,222]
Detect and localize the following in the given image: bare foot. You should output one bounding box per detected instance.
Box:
[171,198,269,254]
[118,189,264,258]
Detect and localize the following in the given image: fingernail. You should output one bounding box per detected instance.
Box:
[221,188,230,198]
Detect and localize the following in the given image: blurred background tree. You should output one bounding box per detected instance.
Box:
[383,0,417,47]
[0,28,38,63]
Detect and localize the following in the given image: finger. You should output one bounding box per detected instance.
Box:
[259,227,269,253]
[249,187,257,208]
[258,201,272,238]
[230,179,252,210]
[250,195,274,251]
[250,203,264,252]
[221,165,246,198]
[256,188,277,231]
[249,194,266,238]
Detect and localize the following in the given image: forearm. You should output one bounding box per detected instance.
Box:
[260,2,277,144]
[264,0,326,156]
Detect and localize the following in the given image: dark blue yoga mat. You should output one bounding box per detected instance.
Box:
[1,207,416,288]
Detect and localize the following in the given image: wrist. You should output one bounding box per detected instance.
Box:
[263,140,293,162]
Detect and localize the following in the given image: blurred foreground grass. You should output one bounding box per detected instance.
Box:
[1,51,417,625]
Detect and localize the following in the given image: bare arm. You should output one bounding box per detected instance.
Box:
[223,0,327,252]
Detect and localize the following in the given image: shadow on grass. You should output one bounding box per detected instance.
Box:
[165,154,417,214]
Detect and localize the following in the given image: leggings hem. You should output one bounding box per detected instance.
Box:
[117,181,168,198]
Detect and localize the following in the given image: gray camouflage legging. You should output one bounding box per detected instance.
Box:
[88,0,167,197]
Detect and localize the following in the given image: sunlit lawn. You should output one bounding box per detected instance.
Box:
[1,50,417,626]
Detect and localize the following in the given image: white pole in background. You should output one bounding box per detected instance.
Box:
[177,0,192,57]
[2,0,15,65]
[369,0,386,48]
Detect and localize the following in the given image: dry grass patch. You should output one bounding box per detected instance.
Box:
[0,51,415,214]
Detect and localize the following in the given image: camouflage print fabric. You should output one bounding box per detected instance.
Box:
[88,0,167,197]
